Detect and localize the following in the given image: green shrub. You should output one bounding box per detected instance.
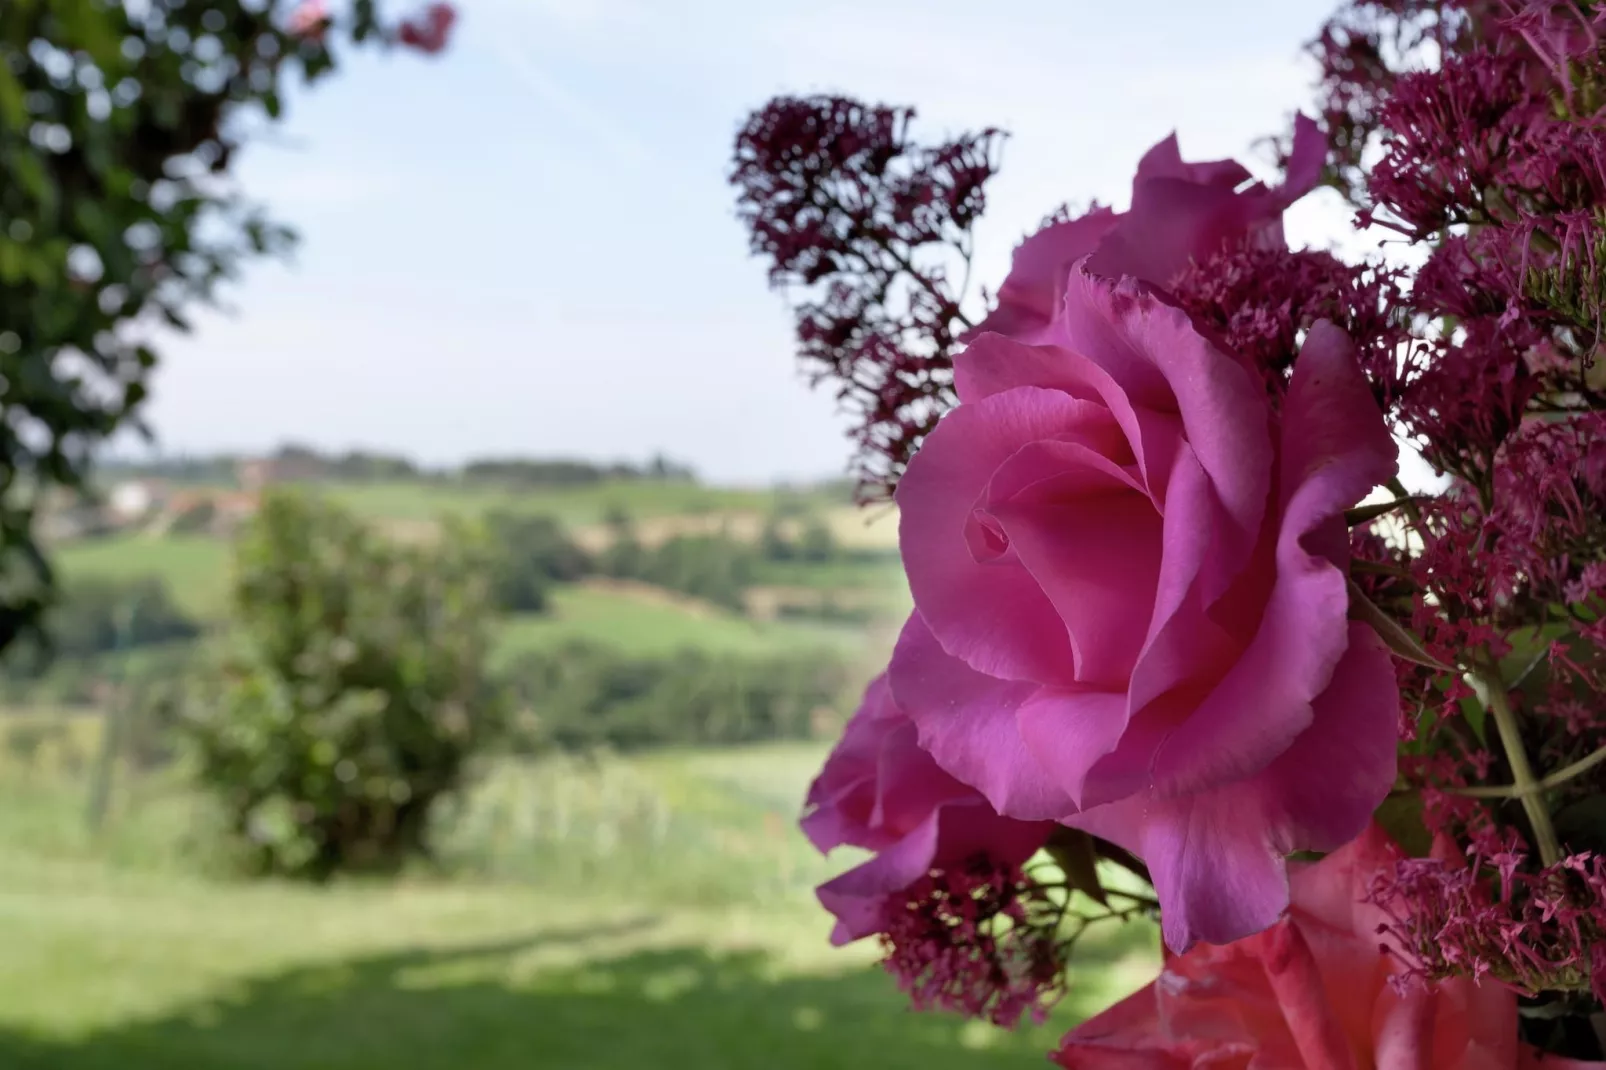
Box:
[179,491,506,880]
[597,529,758,612]
[483,511,592,613]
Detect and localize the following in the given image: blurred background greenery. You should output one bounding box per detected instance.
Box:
[0,0,1165,1065]
[0,451,1159,1069]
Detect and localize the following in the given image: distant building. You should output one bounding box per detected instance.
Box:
[158,488,260,536]
[107,479,170,523]
[236,454,325,491]
[212,490,261,529]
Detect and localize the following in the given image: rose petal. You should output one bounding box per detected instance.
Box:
[1073,787,1292,952]
[1143,323,1397,799]
[953,330,1184,508]
[1280,322,1400,567]
[1128,445,1245,710]
[1260,922,1361,1070]
[984,441,1162,686]
[965,208,1122,346]
[1280,114,1327,206]
[870,719,973,836]
[1088,178,1267,289]
[1251,623,1401,853]
[1014,688,1128,809]
[1054,267,1272,568]
[818,807,945,945]
[898,386,1114,686]
[1080,623,1398,951]
[888,613,1074,820]
[1132,133,1254,189]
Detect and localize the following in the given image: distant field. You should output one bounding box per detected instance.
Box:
[748,554,897,588]
[493,583,875,663]
[49,479,903,629]
[54,535,231,619]
[0,743,1160,1070]
[317,479,839,527]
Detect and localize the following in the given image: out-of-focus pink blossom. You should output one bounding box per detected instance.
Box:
[397,2,456,54]
[287,0,330,42]
[1054,825,1606,1070]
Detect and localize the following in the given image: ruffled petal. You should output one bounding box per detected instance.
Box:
[1053,267,1272,567]
[888,613,1074,820]
[965,208,1122,346]
[898,385,1112,686]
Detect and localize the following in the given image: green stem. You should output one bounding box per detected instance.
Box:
[1450,741,1606,799]
[1471,661,1562,867]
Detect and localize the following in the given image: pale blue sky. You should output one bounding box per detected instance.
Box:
[129,0,1357,483]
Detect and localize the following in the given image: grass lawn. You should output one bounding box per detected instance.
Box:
[494,585,872,663]
[0,744,1160,1070]
[54,535,232,619]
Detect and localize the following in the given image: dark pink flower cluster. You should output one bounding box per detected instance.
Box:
[879,855,1068,1028]
[730,96,1005,497]
[1367,45,1546,239]
[1310,0,1486,195]
[1171,242,1414,403]
[1370,829,1606,1003]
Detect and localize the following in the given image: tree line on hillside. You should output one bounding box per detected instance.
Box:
[7,499,875,683]
[103,446,704,487]
[2,490,864,882]
[490,506,886,617]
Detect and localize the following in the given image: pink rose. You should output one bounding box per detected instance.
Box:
[973,115,1325,346]
[801,674,1052,944]
[890,265,1401,951]
[1053,825,1606,1070]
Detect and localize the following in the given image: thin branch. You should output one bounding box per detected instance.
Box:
[1469,660,1562,867]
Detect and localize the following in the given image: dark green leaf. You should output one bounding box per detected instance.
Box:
[1375,793,1434,857]
[1045,827,1107,906]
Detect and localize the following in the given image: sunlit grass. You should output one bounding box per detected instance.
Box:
[0,744,1160,1070]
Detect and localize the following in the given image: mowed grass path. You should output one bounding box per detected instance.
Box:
[0,744,1159,1070]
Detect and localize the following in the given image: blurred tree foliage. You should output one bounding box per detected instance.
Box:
[500,640,853,753]
[181,490,504,879]
[759,513,838,564]
[46,572,198,656]
[461,454,697,486]
[0,572,199,684]
[597,523,758,613]
[482,510,592,614]
[0,0,442,655]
